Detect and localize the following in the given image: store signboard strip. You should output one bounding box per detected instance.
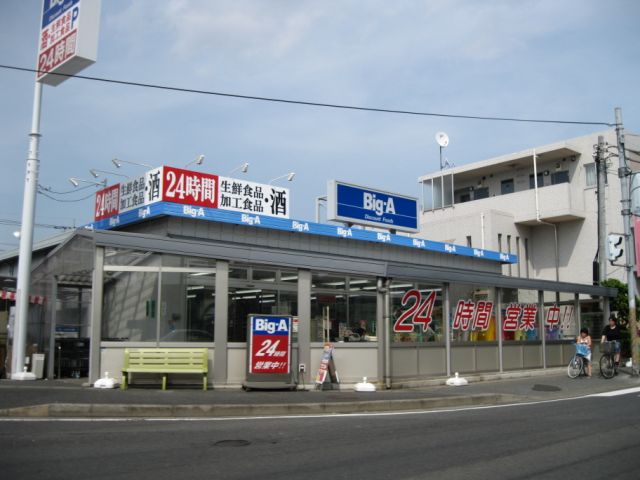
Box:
[88,201,517,264]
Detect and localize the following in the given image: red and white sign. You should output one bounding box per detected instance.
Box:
[248,316,291,375]
[162,166,218,208]
[393,289,436,332]
[1,290,45,305]
[94,184,120,221]
[452,299,494,331]
[94,166,291,222]
[502,303,538,331]
[38,10,77,77]
[37,0,101,87]
[315,343,334,385]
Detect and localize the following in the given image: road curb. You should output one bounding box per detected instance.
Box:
[0,393,521,418]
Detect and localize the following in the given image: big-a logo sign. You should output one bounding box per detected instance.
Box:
[363,192,396,216]
[248,316,292,375]
[327,180,418,233]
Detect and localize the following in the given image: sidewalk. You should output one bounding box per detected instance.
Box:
[0,368,637,418]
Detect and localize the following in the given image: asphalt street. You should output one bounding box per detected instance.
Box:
[1,387,639,480]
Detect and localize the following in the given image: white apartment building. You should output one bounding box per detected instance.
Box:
[418,130,640,286]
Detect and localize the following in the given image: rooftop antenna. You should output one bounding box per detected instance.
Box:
[435,132,450,170]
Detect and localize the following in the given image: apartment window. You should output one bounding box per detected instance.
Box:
[529,173,544,189]
[585,163,607,188]
[501,179,515,195]
[474,187,489,200]
[585,164,596,187]
[422,175,454,211]
[551,170,569,185]
[466,236,472,247]
[498,233,502,253]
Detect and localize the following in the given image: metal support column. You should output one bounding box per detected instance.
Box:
[376,278,386,387]
[539,290,546,369]
[47,276,58,379]
[444,283,451,377]
[497,288,503,373]
[297,269,311,386]
[213,260,229,384]
[383,278,391,389]
[88,246,104,384]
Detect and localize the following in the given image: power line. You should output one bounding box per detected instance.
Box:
[0,64,615,127]
[37,188,97,203]
[38,183,95,195]
[0,218,73,230]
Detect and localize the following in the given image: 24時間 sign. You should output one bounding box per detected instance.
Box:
[326,180,418,233]
[248,316,292,374]
[93,166,290,222]
[37,0,101,86]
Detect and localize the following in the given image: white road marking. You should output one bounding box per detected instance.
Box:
[588,386,640,397]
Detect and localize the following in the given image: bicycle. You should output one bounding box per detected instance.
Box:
[599,341,618,379]
[567,343,590,378]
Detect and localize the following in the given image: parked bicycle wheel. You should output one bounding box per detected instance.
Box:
[599,354,615,379]
[567,356,583,378]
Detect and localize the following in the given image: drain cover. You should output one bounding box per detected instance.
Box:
[214,440,251,447]
[532,384,562,392]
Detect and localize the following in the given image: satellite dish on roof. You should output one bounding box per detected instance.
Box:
[435,132,450,148]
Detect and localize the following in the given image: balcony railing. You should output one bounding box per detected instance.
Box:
[422,182,585,225]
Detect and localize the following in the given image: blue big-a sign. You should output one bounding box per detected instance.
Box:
[327,180,419,232]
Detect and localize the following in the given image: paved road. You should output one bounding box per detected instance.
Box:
[2,386,639,479]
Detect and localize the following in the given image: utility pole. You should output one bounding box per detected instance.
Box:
[596,135,610,323]
[11,80,43,380]
[596,135,607,284]
[614,107,639,375]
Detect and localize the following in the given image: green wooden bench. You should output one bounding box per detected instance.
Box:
[121,348,209,390]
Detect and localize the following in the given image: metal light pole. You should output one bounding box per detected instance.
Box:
[11,80,43,380]
[614,107,639,375]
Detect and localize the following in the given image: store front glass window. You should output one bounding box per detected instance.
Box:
[102,271,159,342]
[501,288,540,341]
[102,254,216,343]
[56,286,92,339]
[449,283,497,342]
[227,265,298,342]
[579,296,604,339]
[542,291,577,341]
[390,281,443,343]
[311,273,377,342]
[104,248,157,267]
[159,272,215,343]
[162,254,216,269]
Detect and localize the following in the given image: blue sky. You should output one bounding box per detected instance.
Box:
[1,0,639,250]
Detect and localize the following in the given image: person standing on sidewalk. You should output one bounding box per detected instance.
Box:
[601,316,622,371]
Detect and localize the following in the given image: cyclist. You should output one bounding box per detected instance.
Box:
[577,327,592,377]
[601,316,622,373]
